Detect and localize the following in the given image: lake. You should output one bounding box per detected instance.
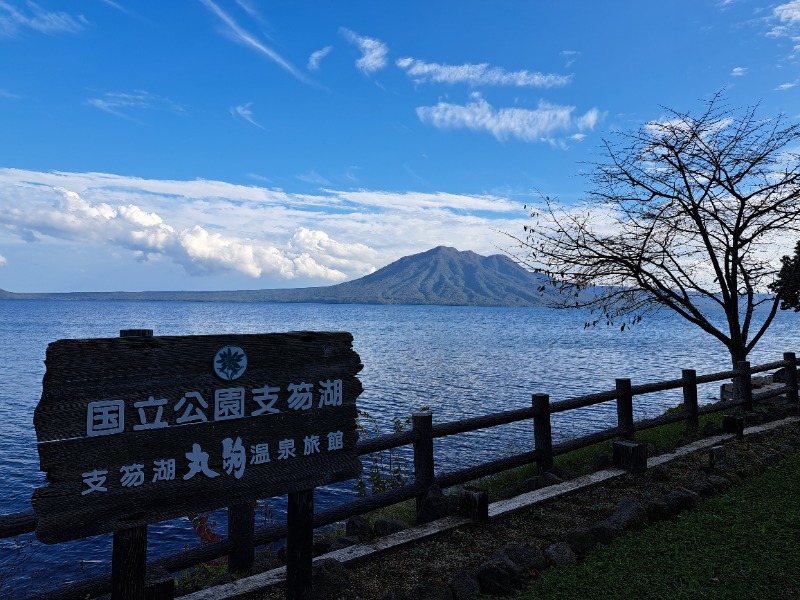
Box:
[1,299,797,596]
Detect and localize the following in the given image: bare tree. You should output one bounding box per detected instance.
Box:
[514,94,800,367]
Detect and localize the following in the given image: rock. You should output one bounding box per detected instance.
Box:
[448,570,481,600]
[703,421,723,436]
[374,519,409,538]
[346,515,373,542]
[328,535,361,551]
[589,520,622,545]
[544,542,577,567]
[706,475,731,491]
[418,486,458,524]
[409,579,453,600]
[311,559,351,600]
[491,543,547,578]
[664,489,699,514]
[688,479,716,497]
[475,560,515,596]
[762,453,781,466]
[644,497,673,523]
[607,496,647,531]
[565,527,595,555]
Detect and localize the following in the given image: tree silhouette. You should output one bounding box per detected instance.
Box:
[514,94,800,367]
[770,240,800,312]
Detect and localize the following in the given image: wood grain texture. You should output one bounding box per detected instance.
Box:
[32,332,363,544]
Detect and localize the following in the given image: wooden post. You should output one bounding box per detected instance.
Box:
[682,369,699,432]
[412,411,434,516]
[784,352,799,405]
[612,440,648,473]
[227,502,255,575]
[735,361,753,412]
[112,328,153,600]
[616,378,634,440]
[285,489,314,600]
[532,393,553,474]
[458,486,489,522]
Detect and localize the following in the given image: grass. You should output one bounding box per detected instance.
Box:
[515,452,800,600]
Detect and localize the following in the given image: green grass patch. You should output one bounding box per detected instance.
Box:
[517,453,800,600]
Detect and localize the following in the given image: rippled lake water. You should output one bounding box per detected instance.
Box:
[1,299,797,596]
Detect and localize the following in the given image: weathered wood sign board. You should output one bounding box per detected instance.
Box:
[32,331,362,544]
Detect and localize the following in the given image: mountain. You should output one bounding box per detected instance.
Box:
[0,246,558,307]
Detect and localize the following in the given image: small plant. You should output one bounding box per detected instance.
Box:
[190,512,222,545]
[355,409,412,497]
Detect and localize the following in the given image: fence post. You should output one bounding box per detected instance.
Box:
[784,352,799,405]
[734,361,753,412]
[227,502,255,575]
[112,328,153,600]
[412,411,434,518]
[616,378,634,440]
[682,369,699,432]
[532,393,553,474]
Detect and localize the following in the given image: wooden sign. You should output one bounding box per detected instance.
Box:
[31,331,363,544]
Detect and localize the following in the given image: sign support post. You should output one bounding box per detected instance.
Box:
[112,329,153,600]
[285,488,314,600]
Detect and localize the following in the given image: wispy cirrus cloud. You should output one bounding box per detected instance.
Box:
[0,254,6,266]
[308,45,332,71]
[340,28,388,74]
[731,66,747,76]
[0,0,87,36]
[231,102,263,129]
[396,57,571,88]
[776,80,798,90]
[416,93,600,145]
[0,88,21,99]
[200,0,305,82]
[87,90,184,121]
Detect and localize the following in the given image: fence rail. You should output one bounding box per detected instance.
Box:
[4,351,798,600]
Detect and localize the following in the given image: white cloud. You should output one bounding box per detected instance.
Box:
[0,254,6,266]
[396,57,571,88]
[776,80,798,90]
[87,90,184,120]
[340,28,388,74]
[200,0,305,82]
[308,45,332,71]
[0,1,87,37]
[231,102,263,128]
[769,1,800,52]
[0,169,527,288]
[416,94,601,144]
[731,66,747,76]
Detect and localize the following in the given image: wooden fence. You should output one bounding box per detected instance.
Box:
[1,352,798,600]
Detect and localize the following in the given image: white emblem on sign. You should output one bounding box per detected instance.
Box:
[213,345,248,381]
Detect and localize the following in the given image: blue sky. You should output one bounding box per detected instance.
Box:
[1,0,799,292]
